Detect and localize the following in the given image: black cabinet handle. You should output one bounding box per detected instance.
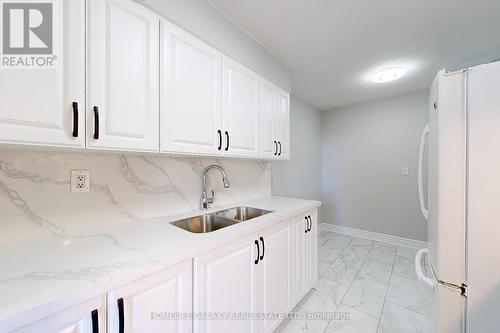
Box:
[217,130,222,150]
[93,106,100,140]
[225,131,229,151]
[72,102,79,137]
[308,216,312,231]
[91,309,99,333]
[278,141,282,156]
[254,240,260,265]
[259,236,265,260]
[117,298,124,333]
[274,141,277,155]
[305,216,308,234]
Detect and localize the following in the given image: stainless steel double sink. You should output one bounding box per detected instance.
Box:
[171,207,273,233]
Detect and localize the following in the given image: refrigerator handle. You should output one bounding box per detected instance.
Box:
[418,124,430,221]
[415,248,435,290]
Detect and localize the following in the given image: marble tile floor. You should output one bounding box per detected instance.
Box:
[276,230,428,333]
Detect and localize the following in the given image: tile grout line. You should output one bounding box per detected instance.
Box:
[320,232,355,333]
[337,239,385,320]
[375,246,398,332]
[320,231,422,332]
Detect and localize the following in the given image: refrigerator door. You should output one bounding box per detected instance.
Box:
[429,284,466,333]
[427,70,466,286]
[415,248,465,333]
[466,60,500,332]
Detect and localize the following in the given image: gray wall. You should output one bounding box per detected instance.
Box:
[321,91,429,241]
[137,0,292,91]
[272,95,322,201]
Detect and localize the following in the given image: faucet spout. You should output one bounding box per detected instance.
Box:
[200,165,231,210]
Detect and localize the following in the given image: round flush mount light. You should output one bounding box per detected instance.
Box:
[372,67,406,83]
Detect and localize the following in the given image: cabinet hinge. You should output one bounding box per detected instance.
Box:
[438,280,468,298]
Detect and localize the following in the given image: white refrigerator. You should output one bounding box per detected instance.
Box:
[415,60,500,333]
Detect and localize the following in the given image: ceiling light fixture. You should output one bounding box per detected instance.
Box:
[372,67,406,83]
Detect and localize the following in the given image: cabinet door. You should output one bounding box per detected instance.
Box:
[160,21,222,156]
[12,296,105,333]
[194,235,259,333]
[259,220,293,333]
[276,90,290,160]
[108,260,192,333]
[0,0,85,148]
[222,57,261,158]
[293,213,308,303]
[260,80,278,159]
[87,0,159,152]
[306,210,318,286]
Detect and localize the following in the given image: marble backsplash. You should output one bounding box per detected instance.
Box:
[0,150,271,246]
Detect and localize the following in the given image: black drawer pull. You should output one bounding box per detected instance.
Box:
[91,309,99,333]
[225,131,229,151]
[278,141,282,156]
[308,216,312,231]
[254,240,260,265]
[274,141,277,155]
[117,298,124,333]
[93,106,100,140]
[259,236,265,260]
[72,102,79,137]
[305,216,308,233]
[217,130,222,150]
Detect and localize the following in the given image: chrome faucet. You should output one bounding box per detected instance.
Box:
[200,165,230,210]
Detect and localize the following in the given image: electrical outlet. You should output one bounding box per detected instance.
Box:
[71,170,90,193]
[401,167,409,175]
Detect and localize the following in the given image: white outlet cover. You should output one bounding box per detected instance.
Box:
[401,167,409,175]
[71,170,90,193]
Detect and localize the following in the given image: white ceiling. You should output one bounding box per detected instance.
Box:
[209,0,500,110]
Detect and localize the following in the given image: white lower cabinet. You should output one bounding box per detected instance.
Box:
[306,211,319,286]
[193,234,259,333]
[8,209,318,333]
[293,214,308,303]
[194,212,316,333]
[293,210,318,304]
[12,296,105,333]
[258,220,293,333]
[107,260,192,333]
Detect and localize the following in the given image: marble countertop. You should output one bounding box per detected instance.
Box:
[0,196,320,330]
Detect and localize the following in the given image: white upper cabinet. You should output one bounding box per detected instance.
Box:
[107,260,192,333]
[260,80,279,159]
[0,0,85,148]
[87,0,159,152]
[260,80,290,160]
[222,57,261,158]
[276,90,290,160]
[0,0,289,158]
[160,21,223,156]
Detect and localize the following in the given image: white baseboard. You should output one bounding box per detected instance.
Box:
[319,223,427,249]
